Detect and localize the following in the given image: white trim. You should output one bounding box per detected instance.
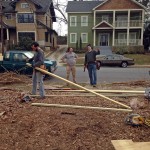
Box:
[21,3,29,8]
[95,9,144,12]
[94,30,96,46]
[6,29,9,40]
[93,21,113,29]
[70,33,77,43]
[17,12,34,23]
[67,12,91,14]
[81,16,88,26]
[93,0,109,10]
[70,16,77,27]
[81,33,88,43]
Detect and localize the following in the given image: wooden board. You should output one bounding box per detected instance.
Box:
[111,140,150,150]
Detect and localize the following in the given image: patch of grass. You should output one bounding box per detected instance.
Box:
[124,54,150,65]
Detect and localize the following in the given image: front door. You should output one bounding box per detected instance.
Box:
[99,33,109,46]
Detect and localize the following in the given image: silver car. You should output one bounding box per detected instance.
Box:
[96,54,134,68]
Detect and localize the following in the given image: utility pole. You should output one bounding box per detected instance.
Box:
[0,0,4,55]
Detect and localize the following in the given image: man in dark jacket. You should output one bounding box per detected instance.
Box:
[31,42,45,99]
[84,44,100,87]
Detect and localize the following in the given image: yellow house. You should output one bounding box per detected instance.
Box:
[0,0,57,52]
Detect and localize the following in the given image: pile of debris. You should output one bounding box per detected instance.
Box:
[0,72,30,84]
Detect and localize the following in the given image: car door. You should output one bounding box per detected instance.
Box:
[103,55,114,66]
[11,53,28,72]
[2,52,14,71]
[112,55,122,66]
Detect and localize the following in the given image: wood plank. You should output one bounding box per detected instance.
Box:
[111,140,134,150]
[111,140,150,150]
[26,63,131,109]
[46,89,144,94]
[31,103,132,112]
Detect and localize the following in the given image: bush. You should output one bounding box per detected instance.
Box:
[112,46,144,54]
[8,37,34,51]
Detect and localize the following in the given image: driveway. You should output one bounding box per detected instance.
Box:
[47,45,67,66]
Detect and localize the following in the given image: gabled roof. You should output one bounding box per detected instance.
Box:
[93,0,147,10]
[0,21,15,29]
[2,0,56,21]
[93,21,113,29]
[37,20,58,35]
[66,0,147,13]
[66,1,104,13]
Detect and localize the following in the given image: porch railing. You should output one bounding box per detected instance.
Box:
[115,39,141,46]
[115,20,142,27]
[115,21,128,27]
[130,20,142,27]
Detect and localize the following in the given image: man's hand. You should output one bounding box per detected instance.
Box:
[84,64,87,72]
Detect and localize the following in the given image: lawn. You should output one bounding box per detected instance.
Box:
[76,53,150,65]
[124,54,150,65]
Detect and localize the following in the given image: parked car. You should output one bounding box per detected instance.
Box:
[0,51,57,78]
[96,54,134,68]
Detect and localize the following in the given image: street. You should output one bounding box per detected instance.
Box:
[47,47,150,84]
[49,66,150,84]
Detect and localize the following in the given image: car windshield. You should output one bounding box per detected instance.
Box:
[24,52,34,59]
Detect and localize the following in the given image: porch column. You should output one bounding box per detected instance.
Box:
[94,29,96,46]
[113,10,115,46]
[141,10,144,45]
[127,10,130,46]
[93,11,96,46]
[6,29,9,40]
[112,29,115,46]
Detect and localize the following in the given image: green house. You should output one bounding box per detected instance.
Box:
[66,0,147,53]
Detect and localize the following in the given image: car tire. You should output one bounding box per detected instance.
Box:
[121,62,128,68]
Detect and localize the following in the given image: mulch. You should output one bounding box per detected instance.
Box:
[0,73,150,150]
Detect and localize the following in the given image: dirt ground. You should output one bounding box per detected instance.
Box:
[0,72,150,150]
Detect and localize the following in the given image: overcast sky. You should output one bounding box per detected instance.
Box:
[53,0,69,36]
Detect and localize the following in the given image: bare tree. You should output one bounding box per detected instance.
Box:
[53,0,68,35]
[53,0,68,24]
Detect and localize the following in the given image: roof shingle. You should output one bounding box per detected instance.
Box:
[66,1,104,13]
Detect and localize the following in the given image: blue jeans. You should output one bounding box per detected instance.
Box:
[32,71,45,97]
[87,64,97,85]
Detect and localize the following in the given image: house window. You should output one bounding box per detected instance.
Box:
[129,32,136,44]
[18,32,35,42]
[102,15,109,22]
[45,32,49,42]
[21,3,29,8]
[70,33,77,43]
[118,33,127,44]
[81,33,88,43]
[81,16,88,26]
[70,16,77,26]
[116,16,128,27]
[17,13,34,23]
[5,13,12,20]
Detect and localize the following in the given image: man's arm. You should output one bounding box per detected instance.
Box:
[34,51,44,67]
[95,48,100,55]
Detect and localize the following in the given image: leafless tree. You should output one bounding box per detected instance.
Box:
[53,0,68,24]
